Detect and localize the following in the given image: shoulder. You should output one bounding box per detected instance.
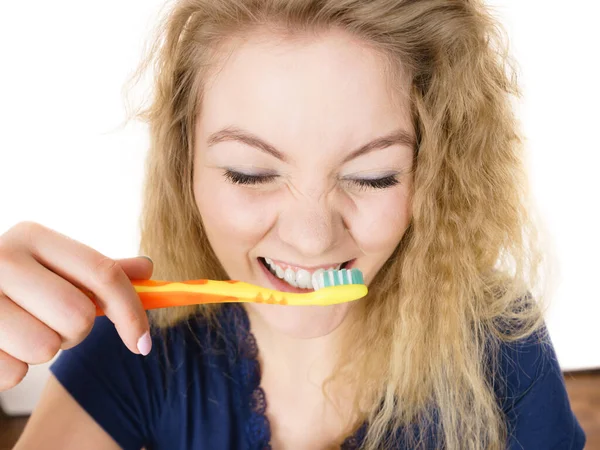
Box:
[50,305,247,449]
[493,324,586,449]
[495,324,552,407]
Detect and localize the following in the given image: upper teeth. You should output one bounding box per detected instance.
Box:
[264,258,343,289]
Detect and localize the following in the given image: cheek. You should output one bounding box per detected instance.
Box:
[194,173,275,250]
[348,189,412,254]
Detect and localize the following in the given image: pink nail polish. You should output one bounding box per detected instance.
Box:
[137,331,152,356]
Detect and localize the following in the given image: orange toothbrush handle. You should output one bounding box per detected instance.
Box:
[82,279,241,316]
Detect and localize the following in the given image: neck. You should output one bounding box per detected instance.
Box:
[244,305,351,385]
[244,304,361,444]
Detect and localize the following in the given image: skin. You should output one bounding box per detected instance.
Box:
[193,29,415,447]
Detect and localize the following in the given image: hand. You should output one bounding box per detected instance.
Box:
[0,221,153,391]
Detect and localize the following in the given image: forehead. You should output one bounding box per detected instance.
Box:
[198,28,412,145]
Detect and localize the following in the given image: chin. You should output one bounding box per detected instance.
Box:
[245,301,351,339]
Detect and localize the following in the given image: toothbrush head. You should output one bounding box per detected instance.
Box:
[312,268,364,290]
[298,268,367,306]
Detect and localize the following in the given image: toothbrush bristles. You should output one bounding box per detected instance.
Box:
[312,268,364,290]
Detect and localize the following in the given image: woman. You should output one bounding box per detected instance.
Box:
[2,0,585,448]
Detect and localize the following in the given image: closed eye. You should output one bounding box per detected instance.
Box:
[223,170,277,185]
[224,170,400,190]
[346,175,399,190]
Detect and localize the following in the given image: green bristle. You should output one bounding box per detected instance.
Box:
[351,268,363,284]
[323,271,331,287]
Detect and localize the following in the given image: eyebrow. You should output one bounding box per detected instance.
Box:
[206,126,416,163]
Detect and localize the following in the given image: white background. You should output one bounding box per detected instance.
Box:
[0,1,598,415]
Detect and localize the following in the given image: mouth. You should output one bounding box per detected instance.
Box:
[257,257,354,292]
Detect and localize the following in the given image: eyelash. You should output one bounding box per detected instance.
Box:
[223,170,399,190]
[350,176,399,190]
[224,170,277,185]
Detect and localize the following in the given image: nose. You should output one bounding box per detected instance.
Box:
[277,194,345,259]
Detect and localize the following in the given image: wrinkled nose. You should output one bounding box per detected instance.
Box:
[277,196,345,259]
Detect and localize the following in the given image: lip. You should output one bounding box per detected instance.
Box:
[256,258,357,294]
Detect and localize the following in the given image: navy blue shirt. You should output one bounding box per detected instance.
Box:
[50,304,586,449]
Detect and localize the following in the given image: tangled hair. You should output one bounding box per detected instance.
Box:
[123,0,553,448]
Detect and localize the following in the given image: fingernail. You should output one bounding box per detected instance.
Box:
[137,331,152,356]
[139,255,153,264]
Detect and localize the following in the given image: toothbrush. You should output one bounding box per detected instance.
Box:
[86,268,367,316]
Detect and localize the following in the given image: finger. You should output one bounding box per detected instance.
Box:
[0,253,96,349]
[5,223,151,355]
[116,256,154,281]
[0,348,29,392]
[0,293,62,364]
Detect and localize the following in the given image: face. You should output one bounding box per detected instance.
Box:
[193,29,415,338]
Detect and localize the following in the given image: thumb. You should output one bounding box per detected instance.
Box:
[117,256,154,280]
